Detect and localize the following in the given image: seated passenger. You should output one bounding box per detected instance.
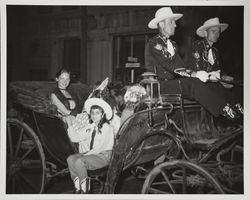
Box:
[50,68,81,125]
[88,80,121,136]
[188,17,243,115]
[145,7,243,123]
[189,17,232,87]
[67,97,114,194]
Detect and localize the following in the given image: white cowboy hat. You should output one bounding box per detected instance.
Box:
[148,7,183,29]
[196,17,229,37]
[84,98,113,120]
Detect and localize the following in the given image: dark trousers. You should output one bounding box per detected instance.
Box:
[160,78,239,117]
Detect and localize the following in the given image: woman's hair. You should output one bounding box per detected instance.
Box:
[56,68,71,79]
[89,105,109,131]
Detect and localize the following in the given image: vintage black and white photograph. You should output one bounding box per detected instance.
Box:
[0,0,248,199]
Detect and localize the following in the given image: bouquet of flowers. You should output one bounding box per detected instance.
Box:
[124,84,147,108]
[71,112,90,132]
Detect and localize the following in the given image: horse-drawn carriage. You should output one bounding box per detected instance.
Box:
[6,78,243,194]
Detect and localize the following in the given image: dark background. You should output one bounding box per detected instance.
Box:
[7,6,244,83]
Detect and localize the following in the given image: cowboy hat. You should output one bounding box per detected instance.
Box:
[148,7,183,29]
[84,98,113,120]
[196,17,229,37]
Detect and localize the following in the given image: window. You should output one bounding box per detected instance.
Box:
[113,32,156,84]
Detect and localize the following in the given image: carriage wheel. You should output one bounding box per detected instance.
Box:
[6,118,46,194]
[141,160,224,194]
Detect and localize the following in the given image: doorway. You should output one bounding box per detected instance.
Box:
[63,38,80,82]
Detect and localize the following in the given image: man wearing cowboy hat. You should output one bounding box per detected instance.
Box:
[145,7,243,121]
[189,17,243,118]
[190,17,232,86]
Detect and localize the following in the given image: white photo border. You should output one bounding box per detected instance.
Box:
[1,0,249,200]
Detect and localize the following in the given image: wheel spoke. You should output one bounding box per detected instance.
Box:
[14,172,26,194]
[14,128,24,160]
[11,174,16,193]
[16,171,38,193]
[160,169,176,193]
[142,160,225,194]
[6,119,46,194]
[18,145,36,164]
[152,179,181,186]
[7,170,13,184]
[7,124,14,161]
[148,187,169,194]
[20,159,43,169]
[182,166,187,194]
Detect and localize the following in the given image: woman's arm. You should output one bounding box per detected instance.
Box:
[51,93,71,116]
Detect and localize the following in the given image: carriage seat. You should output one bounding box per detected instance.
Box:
[161,93,201,108]
[161,93,220,143]
[9,81,92,114]
[34,82,91,108]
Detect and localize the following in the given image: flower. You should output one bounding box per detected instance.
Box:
[124,84,147,105]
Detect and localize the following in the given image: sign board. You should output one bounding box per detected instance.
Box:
[125,63,141,68]
[128,57,138,62]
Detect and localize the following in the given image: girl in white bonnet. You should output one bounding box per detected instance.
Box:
[67,98,114,193]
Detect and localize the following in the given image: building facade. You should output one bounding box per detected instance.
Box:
[7,6,243,85]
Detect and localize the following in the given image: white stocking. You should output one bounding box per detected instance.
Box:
[73,177,80,191]
[80,177,90,193]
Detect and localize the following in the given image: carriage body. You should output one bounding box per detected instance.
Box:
[7,81,91,193]
[6,81,243,194]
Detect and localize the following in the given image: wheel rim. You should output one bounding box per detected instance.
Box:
[7,118,46,194]
[141,160,224,194]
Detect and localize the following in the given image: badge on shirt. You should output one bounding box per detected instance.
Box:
[154,43,163,51]
[193,51,200,59]
[154,43,175,59]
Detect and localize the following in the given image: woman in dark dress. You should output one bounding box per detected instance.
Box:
[51,68,80,125]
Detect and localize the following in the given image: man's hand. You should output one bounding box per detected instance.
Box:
[221,75,234,88]
[208,70,221,82]
[195,71,209,83]
[174,68,192,77]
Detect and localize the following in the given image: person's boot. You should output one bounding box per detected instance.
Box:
[80,177,91,194]
[222,104,238,119]
[234,103,244,125]
[234,103,244,115]
[222,103,242,125]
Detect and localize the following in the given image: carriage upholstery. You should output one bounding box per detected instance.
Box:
[32,110,78,166]
[8,81,92,166]
[8,81,92,114]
